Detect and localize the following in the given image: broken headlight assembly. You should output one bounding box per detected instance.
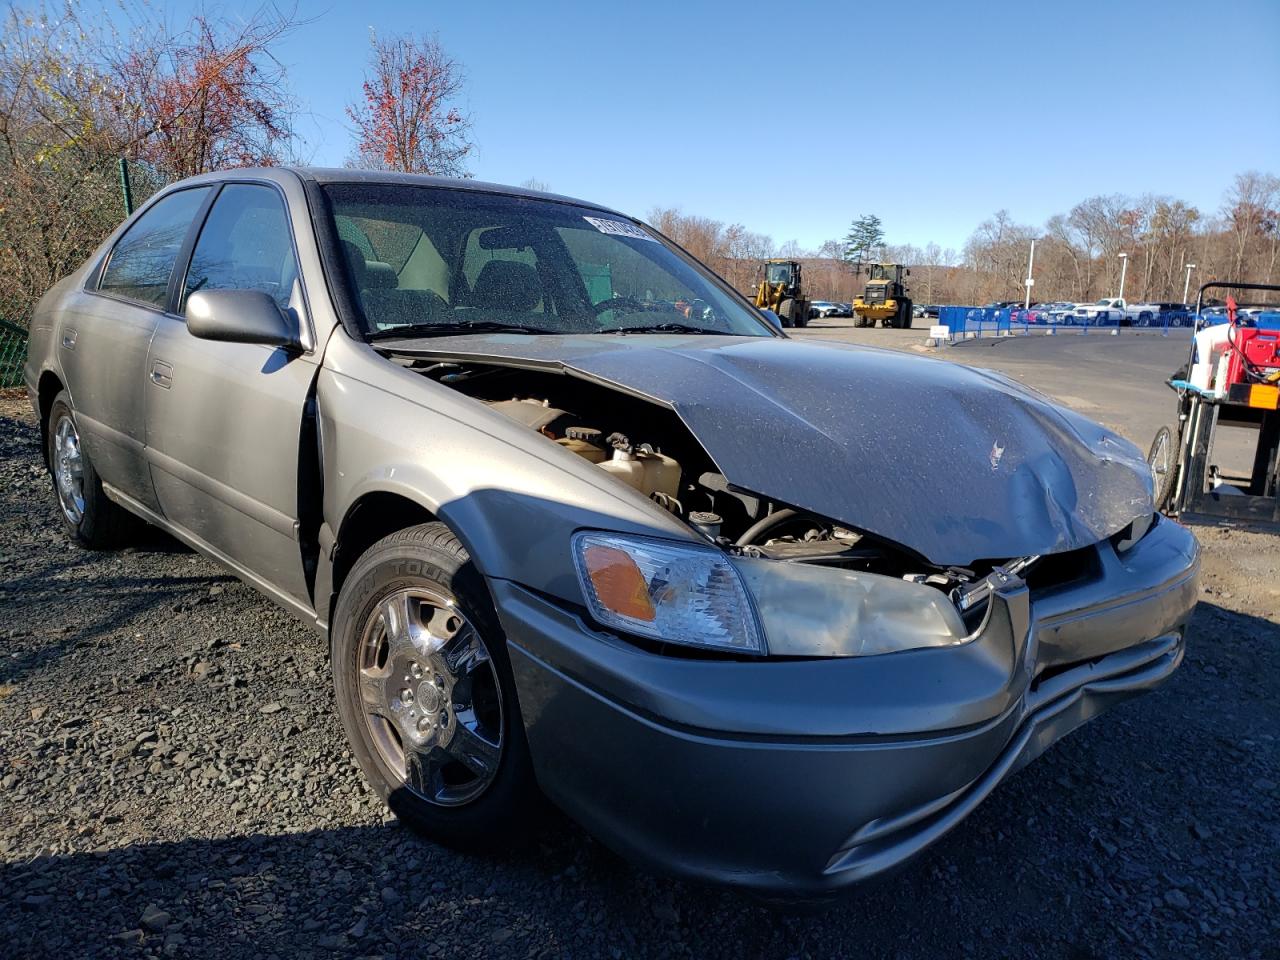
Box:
[573,532,982,658]
[732,556,972,657]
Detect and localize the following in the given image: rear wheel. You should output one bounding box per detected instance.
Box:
[331,522,539,848]
[46,391,140,548]
[1147,425,1177,512]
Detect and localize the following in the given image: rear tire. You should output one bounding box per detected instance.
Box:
[331,522,540,849]
[46,391,140,549]
[1147,425,1177,512]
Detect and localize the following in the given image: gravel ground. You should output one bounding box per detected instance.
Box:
[1,390,1277,959]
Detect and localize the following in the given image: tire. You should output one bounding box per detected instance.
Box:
[899,299,913,329]
[331,522,539,849]
[46,391,139,548]
[778,298,796,328]
[1147,425,1177,512]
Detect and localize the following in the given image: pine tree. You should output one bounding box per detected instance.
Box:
[843,215,885,268]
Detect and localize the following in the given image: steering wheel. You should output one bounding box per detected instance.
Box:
[591,295,646,315]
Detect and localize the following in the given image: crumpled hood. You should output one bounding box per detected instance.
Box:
[388,334,1154,565]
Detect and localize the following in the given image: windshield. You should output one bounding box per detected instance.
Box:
[321,183,774,339]
[868,264,893,281]
[764,263,794,284]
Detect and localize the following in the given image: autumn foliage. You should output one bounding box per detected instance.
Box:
[116,16,294,178]
[346,34,471,177]
[0,2,297,327]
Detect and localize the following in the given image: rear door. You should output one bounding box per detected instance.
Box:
[61,187,211,508]
[144,181,320,611]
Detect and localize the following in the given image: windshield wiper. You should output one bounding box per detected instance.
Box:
[600,322,723,335]
[368,321,557,341]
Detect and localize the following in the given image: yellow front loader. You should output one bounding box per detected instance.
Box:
[753,259,809,328]
[853,263,913,328]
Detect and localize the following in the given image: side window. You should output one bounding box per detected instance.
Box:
[181,184,299,313]
[98,187,210,307]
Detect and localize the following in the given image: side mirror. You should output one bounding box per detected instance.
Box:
[186,289,302,350]
[905,268,911,276]
[759,309,783,330]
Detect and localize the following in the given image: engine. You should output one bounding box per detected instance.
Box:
[487,398,683,508]
[413,364,977,604]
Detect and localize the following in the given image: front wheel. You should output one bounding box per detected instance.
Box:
[46,391,140,548]
[331,522,539,848]
[1147,425,1177,512]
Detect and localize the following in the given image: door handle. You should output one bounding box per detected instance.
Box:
[149,360,174,389]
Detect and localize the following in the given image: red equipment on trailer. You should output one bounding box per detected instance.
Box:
[1146,282,1280,532]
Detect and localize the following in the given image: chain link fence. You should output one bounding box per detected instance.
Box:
[0,318,29,388]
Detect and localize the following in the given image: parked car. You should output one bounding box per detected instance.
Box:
[922,304,941,318]
[1070,299,1128,325]
[808,300,841,319]
[1023,301,1075,323]
[24,168,1199,899]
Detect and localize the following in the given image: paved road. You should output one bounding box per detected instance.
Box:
[791,323,1191,449]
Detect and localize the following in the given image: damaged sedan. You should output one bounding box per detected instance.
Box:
[24,168,1199,897]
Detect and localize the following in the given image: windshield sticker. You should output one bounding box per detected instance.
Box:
[583,216,658,242]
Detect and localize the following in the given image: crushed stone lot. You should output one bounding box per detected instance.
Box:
[1,389,1277,959]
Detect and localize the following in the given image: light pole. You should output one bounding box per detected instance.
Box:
[1023,238,1037,310]
[1117,252,1128,302]
[1183,263,1197,306]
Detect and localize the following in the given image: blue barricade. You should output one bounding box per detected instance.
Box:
[941,305,1195,339]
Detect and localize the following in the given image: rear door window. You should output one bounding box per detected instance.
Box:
[180,184,299,313]
[98,187,211,308]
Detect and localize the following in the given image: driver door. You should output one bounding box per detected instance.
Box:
[144,182,320,611]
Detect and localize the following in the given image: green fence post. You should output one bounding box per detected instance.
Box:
[118,157,134,216]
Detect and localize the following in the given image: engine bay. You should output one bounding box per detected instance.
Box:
[397,356,1047,623]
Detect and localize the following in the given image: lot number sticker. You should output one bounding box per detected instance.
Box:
[583,216,658,242]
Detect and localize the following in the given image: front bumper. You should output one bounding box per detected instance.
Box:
[853,298,897,321]
[495,517,1199,897]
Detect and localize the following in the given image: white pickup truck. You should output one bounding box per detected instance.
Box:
[1069,298,1158,325]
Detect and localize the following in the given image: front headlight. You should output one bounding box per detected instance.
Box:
[732,556,970,657]
[572,532,764,654]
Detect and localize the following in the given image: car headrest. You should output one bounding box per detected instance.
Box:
[362,260,398,290]
[341,240,369,287]
[470,260,540,312]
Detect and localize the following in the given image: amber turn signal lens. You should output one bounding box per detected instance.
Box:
[581,544,656,621]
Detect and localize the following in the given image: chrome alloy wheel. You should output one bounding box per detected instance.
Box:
[357,587,504,807]
[52,413,86,525]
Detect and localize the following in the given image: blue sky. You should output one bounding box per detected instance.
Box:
[151,0,1280,250]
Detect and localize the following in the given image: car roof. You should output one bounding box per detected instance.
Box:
[161,166,629,220]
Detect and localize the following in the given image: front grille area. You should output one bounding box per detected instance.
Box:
[1023,544,1101,595]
